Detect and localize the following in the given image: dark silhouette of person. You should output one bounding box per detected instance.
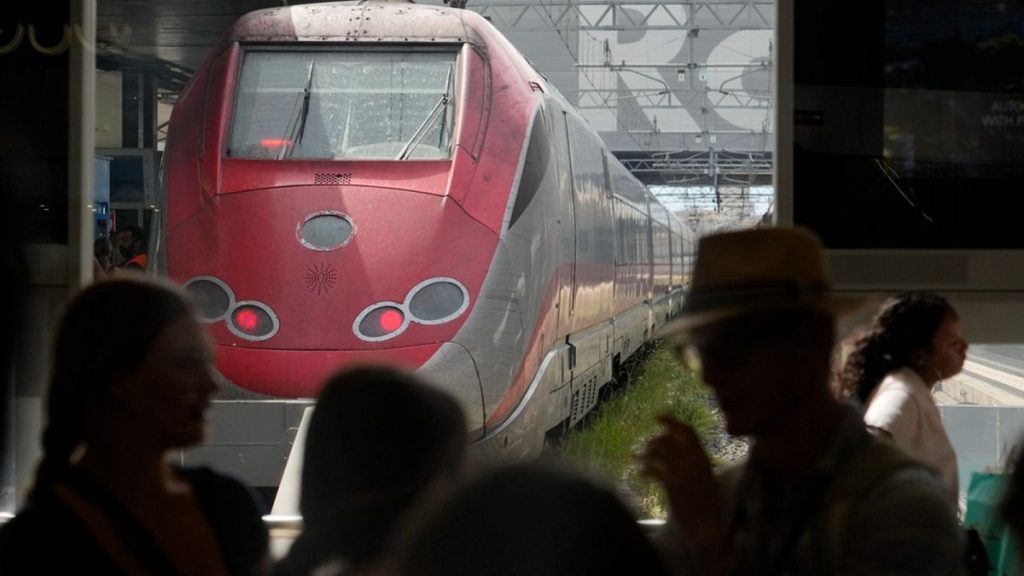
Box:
[0,277,270,575]
[275,365,467,576]
[93,235,114,278]
[639,227,962,575]
[397,461,669,576]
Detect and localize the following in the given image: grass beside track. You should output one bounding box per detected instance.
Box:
[558,342,719,519]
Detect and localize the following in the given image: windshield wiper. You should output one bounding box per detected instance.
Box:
[278,62,315,160]
[396,65,454,161]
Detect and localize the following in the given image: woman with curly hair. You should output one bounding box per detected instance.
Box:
[837,291,968,507]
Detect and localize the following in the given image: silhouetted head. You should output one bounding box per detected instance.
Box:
[399,462,669,576]
[685,308,837,436]
[658,227,863,337]
[33,277,213,493]
[838,292,966,403]
[116,225,145,259]
[94,236,111,261]
[658,227,860,435]
[289,365,467,572]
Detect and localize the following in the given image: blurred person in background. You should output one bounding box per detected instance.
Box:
[115,225,147,271]
[93,235,113,278]
[275,365,467,576]
[398,461,668,576]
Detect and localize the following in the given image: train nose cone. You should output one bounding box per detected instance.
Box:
[416,342,485,440]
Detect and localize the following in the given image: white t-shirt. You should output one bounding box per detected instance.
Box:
[863,367,959,507]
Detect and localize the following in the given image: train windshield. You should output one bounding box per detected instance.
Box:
[229,48,457,161]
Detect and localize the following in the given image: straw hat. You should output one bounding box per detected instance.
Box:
[659,227,866,337]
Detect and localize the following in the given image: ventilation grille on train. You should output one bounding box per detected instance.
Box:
[569,371,601,426]
[314,173,352,185]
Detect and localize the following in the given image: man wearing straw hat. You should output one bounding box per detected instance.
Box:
[640,227,962,575]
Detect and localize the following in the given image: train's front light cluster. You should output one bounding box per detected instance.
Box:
[184,276,281,342]
[184,275,469,345]
[353,278,469,342]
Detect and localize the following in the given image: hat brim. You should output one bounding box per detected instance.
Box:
[655,294,871,340]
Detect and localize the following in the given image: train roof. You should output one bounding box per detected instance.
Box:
[228,1,486,46]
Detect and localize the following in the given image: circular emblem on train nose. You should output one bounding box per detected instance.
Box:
[305,263,338,295]
[298,211,354,251]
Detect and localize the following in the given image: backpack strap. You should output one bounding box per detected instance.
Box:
[817,439,923,572]
[53,481,154,576]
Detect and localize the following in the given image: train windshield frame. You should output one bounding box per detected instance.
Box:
[228,45,459,161]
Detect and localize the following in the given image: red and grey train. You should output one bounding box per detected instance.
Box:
[162,0,693,461]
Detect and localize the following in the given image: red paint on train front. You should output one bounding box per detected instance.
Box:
[214,344,441,398]
[163,4,537,405]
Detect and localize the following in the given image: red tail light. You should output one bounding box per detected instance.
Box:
[355,304,407,341]
[234,308,260,332]
[228,302,279,341]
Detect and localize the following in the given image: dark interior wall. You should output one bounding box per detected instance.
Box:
[0,4,71,244]
[0,3,71,478]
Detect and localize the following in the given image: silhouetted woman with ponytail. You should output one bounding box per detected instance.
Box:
[0,277,269,575]
[838,291,968,508]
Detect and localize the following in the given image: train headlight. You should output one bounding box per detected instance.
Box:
[354,303,409,341]
[183,276,234,323]
[407,278,469,324]
[299,211,354,251]
[353,278,469,342]
[228,301,280,341]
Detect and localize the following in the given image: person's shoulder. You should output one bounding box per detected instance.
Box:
[0,509,48,571]
[181,466,269,528]
[0,492,75,540]
[865,374,921,420]
[182,466,270,569]
[837,448,961,574]
[848,453,957,535]
[878,369,921,395]
[182,466,265,508]
[0,496,105,573]
[867,459,948,499]
[884,368,932,393]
